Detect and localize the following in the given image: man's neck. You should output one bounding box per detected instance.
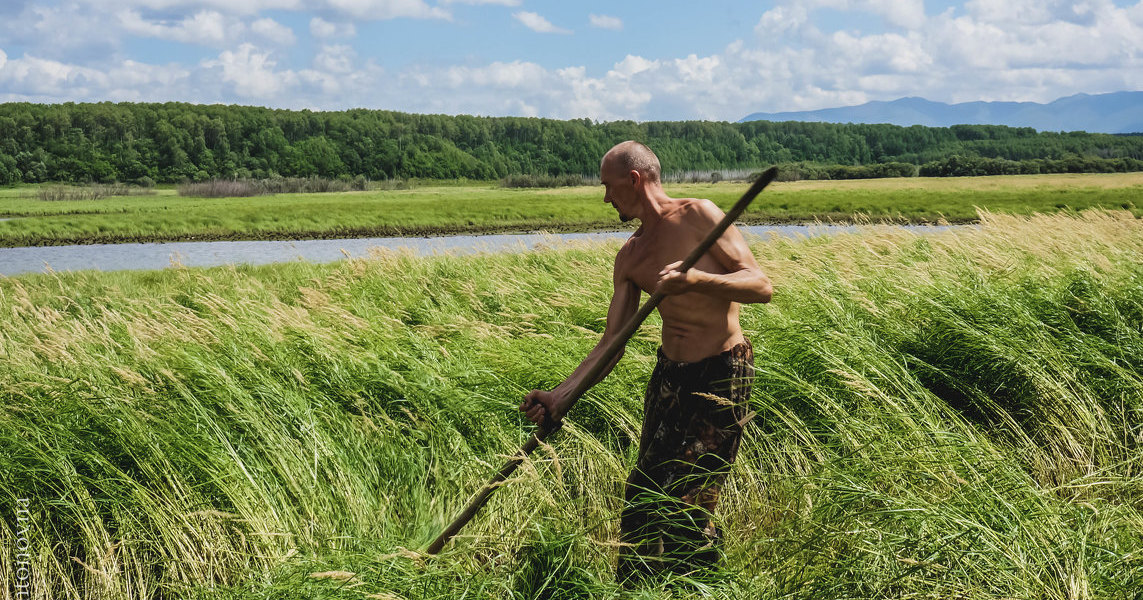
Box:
[634,185,674,228]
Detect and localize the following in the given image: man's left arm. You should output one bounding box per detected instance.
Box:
[656,201,772,303]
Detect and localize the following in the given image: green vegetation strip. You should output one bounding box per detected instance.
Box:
[2,102,1141,185]
[1,173,1140,247]
[1,209,1140,598]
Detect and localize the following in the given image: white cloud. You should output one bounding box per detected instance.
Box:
[588,14,622,30]
[513,11,571,34]
[81,0,303,15]
[756,0,926,30]
[830,31,932,73]
[310,16,335,37]
[672,54,720,85]
[82,0,447,20]
[964,0,1063,25]
[103,60,193,100]
[610,55,659,78]
[441,0,520,4]
[111,59,190,86]
[297,46,381,97]
[855,0,927,29]
[366,0,1143,121]
[0,3,120,64]
[0,55,102,98]
[755,3,811,38]
[251,17,296,45]
[118,9,245,46]
[0,52,195,103]
[391,58,641,119]
[313,44,355,73]
[442,60,546,88]
[322,0,449,20]
[310,16,356,38]
[738,0,1143,113]
[4,1,1143,122]
[202,43,295,98]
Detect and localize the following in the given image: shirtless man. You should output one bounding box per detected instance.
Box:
[519,141,772,582]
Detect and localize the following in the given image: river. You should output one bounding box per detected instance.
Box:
[0,225,958,277]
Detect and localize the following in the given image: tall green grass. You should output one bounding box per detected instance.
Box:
[1,210,1141,599]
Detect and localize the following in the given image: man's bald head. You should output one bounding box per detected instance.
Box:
[602,141,661,184]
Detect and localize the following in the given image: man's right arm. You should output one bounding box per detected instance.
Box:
[520,252,640,426]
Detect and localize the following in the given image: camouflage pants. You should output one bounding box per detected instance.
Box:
[617,340,754,584]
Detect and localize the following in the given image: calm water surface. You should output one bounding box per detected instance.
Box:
[0,225,958,277]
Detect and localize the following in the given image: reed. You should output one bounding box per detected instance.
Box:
[35,184,156,202]
[177,176,369,198]
[0,209,1140,599]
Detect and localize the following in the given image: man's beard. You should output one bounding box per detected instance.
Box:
[619,213,633,223]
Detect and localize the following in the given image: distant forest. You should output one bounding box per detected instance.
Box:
[1,102,1142,184]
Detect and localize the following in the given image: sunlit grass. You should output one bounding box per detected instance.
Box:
[0,174,1139,246]
[0,209,1140,599]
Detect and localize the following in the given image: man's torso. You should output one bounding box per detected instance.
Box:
[617,197,746,363]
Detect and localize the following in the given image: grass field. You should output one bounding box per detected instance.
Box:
[0,173,1140,246]
[1,209,1140,599]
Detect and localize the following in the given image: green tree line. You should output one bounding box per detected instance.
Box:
[1,102,1141,184]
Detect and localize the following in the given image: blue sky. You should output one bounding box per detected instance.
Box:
[1,0,1141,121]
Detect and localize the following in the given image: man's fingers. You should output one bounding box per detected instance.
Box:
[659,266,686,282]
[520,389,557,425]
[520,390,541,411]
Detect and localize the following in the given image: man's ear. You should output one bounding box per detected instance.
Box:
[629,170,640,186]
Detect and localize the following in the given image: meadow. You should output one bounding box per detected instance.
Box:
[0,172,1140,246]
[1,208,1140,599]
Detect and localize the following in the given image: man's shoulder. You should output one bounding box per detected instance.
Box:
[612,235,642,282]
[674,197,723,226]
[616,232,639,262]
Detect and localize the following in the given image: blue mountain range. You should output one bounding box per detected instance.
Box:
[740,91,1143,134]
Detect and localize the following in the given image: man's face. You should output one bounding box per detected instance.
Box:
[600,160,636,222]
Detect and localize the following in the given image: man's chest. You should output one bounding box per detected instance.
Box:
[623,227,718,293]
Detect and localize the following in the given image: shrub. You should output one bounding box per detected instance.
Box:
[177,177,364,198]
[373,178,412,190]
[499,173,594,188]
[178,180,262,198]
[663,168,756,183]
[36,184,156,201]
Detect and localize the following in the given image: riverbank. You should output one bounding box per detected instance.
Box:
[1,209,1140,599]
[0,224,962,276]
[0,173,1139,247]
